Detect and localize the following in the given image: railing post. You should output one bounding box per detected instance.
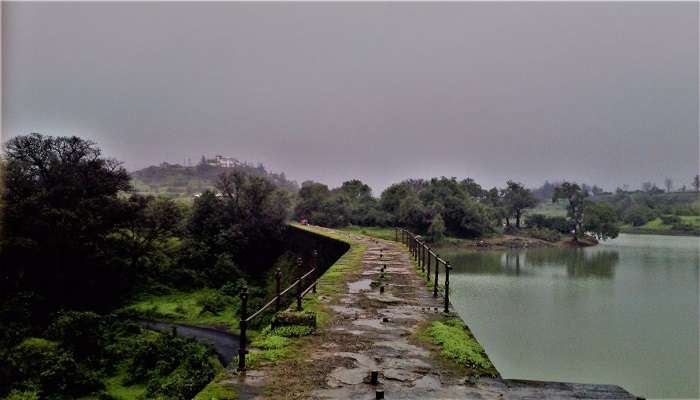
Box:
[433,261,439,298]
[426,248,431,281]
[419,242,424,272]
[296,257,303,311]
[238,286,248,372]
[420,243,424,268]
[395,228,398,242]
[444,262,451,313]
[312,249,318,294]
[422,244,427,269]
[275,268,282,311]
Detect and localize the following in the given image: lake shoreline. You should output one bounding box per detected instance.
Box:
[436,234,598,252]
[619,227,700,236]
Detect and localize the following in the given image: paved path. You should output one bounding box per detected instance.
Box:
[232,231,638,399]
[141,321,239,366]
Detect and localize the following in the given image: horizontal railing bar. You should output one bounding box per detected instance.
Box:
[246,297,277,322]
[300,279,319,297]
[278,281,297,298]
[300,268,316,281]
[245,267,317,323]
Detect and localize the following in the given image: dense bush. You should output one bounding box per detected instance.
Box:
[7,338,103,398]
[197,292,232,315]
[624,205,656,226]
[525,227,562,242]
[525,214,573,233]
[4,390,39,400]
[124,331,219,400]
[47,311,104,362]
[660,215,681,225]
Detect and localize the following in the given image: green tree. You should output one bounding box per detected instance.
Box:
[379,182,414,223]
[117,195,183,271]
[336,179,380,226]
[583,202,619,240]
[623,205,655,227]
[1,133,131,309]
[693,175,700,192]
[427,214,446,243]
[503,180,537,228]
[485,187,508,227]
[552,182,588,240]
[398,192,431,233]
[294,181,331,221]
[185,172,289,278]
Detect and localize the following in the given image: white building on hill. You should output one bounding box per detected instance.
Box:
[207,155,240,168]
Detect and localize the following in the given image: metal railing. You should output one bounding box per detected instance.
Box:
[395,228,452,314]
[237,250,319,371]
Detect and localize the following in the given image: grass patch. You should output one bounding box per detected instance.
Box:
[231,329,302,369]
[419,318,498,377]
[271,325,315,338]
[102,375,147,400]
[620,215,700,235]
[193,373,237,400]
[77,373,147,400]
[119,289,241,332]
[337,225,398,241]
[252,334,290,349]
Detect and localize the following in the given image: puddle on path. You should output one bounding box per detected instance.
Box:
[347,279,373,293]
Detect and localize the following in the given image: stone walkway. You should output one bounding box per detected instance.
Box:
[232,231,638,399]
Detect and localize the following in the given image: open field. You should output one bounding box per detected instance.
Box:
[620,215,700,235]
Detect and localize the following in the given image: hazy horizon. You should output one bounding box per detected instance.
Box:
[3,2,699,194]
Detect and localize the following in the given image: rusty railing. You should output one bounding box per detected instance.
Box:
[237,250,319,371]
[395,228,452,314]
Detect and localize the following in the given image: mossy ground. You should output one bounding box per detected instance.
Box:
[193,373,238,400]
[417,318,498,377]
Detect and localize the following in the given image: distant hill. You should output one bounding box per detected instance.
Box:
[131,160,298,198]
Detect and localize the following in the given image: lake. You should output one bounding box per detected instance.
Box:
[443,234,699,399]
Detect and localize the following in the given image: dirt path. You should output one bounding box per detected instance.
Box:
[307,233,498,399]
[226,230,636,399]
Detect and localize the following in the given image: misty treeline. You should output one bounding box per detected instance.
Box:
[533,179,700,235]
[0,134,293,399]
[295,178,622,242]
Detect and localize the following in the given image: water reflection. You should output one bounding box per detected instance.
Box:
[525,248,619,279]
[447,247,619,279]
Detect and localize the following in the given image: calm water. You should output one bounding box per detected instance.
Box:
[444,234,699,399]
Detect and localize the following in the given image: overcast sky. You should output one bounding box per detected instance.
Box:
[3,2,698,193]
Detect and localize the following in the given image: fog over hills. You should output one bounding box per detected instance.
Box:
[4,2,698,193]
